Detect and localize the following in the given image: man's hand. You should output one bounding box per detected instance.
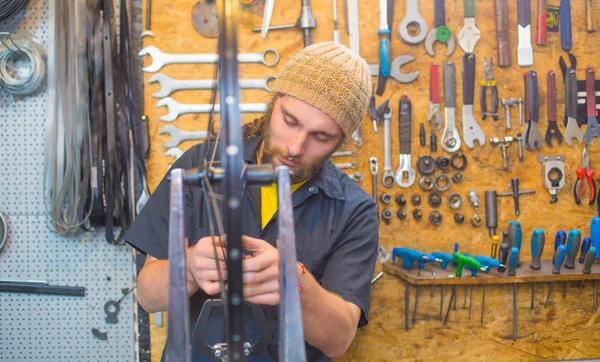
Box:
[242,236,280,305]
[187,235,228,296]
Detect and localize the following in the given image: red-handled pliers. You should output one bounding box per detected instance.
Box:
[575,146,596,205]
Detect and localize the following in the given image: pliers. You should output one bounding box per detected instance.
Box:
[480,57,498,120]
[574,146,596,205]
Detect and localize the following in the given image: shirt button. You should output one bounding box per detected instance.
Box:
[309,187,316,193]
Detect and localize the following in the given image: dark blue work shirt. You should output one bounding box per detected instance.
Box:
[125,136,378,361]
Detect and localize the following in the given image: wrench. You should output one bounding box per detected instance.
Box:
[462,53,485,148]
[158,125,208,148]
[398,0,428,45]
[352,128,363,148]
[149,74,277,98]
[424,0,456,57]
[370,157,379,213]
[545,70,563,147]
[564,68,584,146]
[138,45,280,72]
[442,61,461,152]
[395,94,416,187]
[157,98,267,122]
[428,62,442,130]
[332,150,357,158]
[457,0,481,53]
[584,66,600,145]
[389,55,420,84]
[382,107,395,188]
[166,147,184,160]
[523,70,542,150]
[334,162,358,170]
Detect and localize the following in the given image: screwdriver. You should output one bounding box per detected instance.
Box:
[553,230,567,264]
[564,229,582,297]
[508,247,519,341]
[578,246,597,297]
[497,234,510,273]
[565,229,582,269]
[579,237,592,264]
[508,221,522,266]
[546,244,567,307]
[491,235,499,258]
[529,229,545,309]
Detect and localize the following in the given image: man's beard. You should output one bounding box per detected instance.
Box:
[260,123,327,184]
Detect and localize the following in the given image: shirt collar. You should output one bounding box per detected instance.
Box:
[243,136,345,201]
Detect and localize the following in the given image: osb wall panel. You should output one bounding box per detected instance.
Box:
[140,0,600,361]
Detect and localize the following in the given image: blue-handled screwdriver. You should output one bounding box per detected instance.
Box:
[579,237,592,264]
[508,221,522,267]
[553,230,567,264]
[529,229,545,309]
[546,244,567,307]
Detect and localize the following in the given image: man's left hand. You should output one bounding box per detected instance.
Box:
[241,235,280,305]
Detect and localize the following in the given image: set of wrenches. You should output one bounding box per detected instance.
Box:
[138,45,281,161]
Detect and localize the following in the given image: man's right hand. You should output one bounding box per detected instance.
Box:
[187,235,228,295]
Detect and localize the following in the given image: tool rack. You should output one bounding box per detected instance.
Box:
[383,260,600,339]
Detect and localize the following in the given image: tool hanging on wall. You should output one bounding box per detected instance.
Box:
[462,53,485,149]
[376,0,391,95]
[480,57,498,120]
[494,0,511,67]
[332,0,341,44]
[501,97,523,129]
[428,62,442,130]
[538,155,566,203]
[395,94,416,187]
[536,0,547,45]
[545,70,563,147]
[498,178,536,216]
[425,0,456,57]
[559,0,572,52]
[562,59,584,146]
[192,0,218,38]
[457,0,480,53]
[574,146,596,205]
[585,0,597,32]
[584,66,600,144]
[382,107,396,188]
[524,70,542,150]
[517,0,533,66]
[441,61,461,152]
[149,74,275,97]
[251,0,316,47]
[398,0,427,45]
[346,0,360,54]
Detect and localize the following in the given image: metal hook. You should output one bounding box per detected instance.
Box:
[0,32,23,54]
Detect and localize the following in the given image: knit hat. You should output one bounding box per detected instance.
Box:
[271,42,372,144]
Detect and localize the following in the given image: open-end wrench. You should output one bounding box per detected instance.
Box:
[545,70,563,147]
[352,128,363,148]
[387,55,420,84]
[335,162,358,170]
[428,62,442,130]
[523,70,542,150]
[457,0,481,53]
[158,125,208,148]
[517,0,534,66]
[395,94,416,187]
[441,61,461,152]
[382,107,395,188]
[156,98,267,122]
[149,74,277,98]
[425,0,456,57]
[564,68,584,146]
[462,53,485,148]
[139,45,280,72]
[166,147,184,161]
[398,0,428,45]
[584,66,600,145]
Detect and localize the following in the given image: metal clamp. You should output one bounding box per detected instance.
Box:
[537,155,566,203]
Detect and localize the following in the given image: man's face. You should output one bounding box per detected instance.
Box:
[260,95,343,183]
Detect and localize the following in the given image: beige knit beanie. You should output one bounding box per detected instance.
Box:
[271,42,372,144]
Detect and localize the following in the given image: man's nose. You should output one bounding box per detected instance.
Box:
[287,132,307,157]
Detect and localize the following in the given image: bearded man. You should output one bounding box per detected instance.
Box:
[125,42,378,361]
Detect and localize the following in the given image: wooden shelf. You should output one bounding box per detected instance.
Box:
[382,259,600,286]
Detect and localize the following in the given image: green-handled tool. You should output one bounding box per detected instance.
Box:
[453,251,486,277]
